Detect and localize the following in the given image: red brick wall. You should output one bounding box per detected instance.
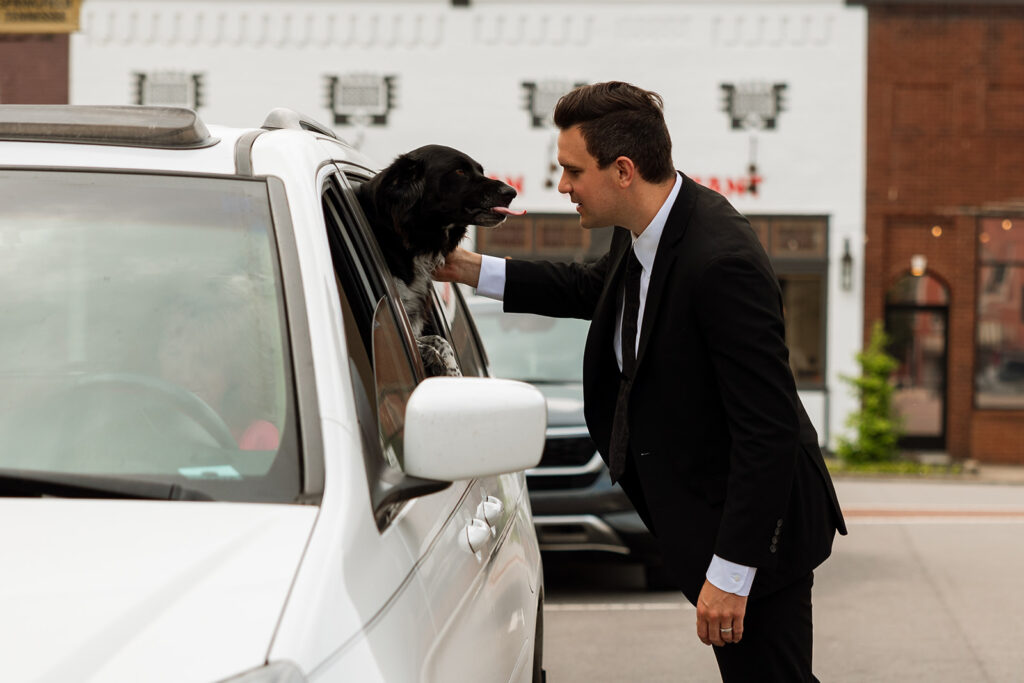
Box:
[863,5,1024,462]
[0,34,69,104]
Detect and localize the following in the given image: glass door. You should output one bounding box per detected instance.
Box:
[886,307,948,449]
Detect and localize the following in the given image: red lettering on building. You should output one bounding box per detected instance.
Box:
[690,175,762,198]
[488,174,525,195]
[482,173,760,199]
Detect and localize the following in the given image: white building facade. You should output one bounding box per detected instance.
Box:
[71,0,867,450]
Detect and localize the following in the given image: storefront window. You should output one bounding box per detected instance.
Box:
[976,217,1024,409]
[477,213,611,261]
[751,216,829,388]
[479,213,829,388]
[779,274,825,384]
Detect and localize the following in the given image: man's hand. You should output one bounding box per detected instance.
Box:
[696,579,747,647]
[432,247,482,288]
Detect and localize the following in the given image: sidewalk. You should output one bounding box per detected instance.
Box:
[972,462,1024,484]
[827,459,1024,486]
[816,476,1024,682]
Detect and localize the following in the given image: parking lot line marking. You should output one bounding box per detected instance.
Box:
[847,517,1024,525]
[843,506,1024,516]
[546,602,692,612]
[843,507,1024,524]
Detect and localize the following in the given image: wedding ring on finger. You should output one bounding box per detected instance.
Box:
[720,626,733,633]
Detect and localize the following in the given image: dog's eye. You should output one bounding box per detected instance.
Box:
[454,169,466,177]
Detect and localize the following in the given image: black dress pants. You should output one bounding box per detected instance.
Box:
[711,572,818,683]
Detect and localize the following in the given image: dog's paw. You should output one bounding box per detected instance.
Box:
[418,335,462,377]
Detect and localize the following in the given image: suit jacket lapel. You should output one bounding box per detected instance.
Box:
[635,173,698,368]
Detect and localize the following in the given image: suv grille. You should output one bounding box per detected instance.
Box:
[540,436,596,468]
[527,434,601,491]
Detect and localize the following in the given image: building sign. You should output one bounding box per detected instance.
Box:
[0,0,80,34]
[487,174,524,195]
[720,82,787,130]
[690,174,762,198]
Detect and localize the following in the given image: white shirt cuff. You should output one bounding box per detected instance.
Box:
[706,555,757,597]
[476,254,507,301]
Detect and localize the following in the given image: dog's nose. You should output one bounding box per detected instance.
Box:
[498,184,517,201]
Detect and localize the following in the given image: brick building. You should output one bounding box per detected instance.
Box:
[0,1,79,104]
[0,34,69,104]
[851,0,1024,462]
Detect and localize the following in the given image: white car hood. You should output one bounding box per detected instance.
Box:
[0,498,318,683]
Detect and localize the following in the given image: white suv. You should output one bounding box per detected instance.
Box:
[0,106,547,683]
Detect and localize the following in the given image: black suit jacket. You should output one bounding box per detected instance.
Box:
[504,173,847,603]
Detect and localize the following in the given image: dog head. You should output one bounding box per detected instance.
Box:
[367,144,520,256]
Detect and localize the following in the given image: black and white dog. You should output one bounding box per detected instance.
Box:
[356,144,522,376]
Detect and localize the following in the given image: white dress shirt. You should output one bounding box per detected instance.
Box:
[476,173,756,597]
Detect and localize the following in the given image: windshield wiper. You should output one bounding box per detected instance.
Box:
[0,468,215,501]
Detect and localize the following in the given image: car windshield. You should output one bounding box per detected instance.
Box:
[0,170,300,502]
[469,302,589,384]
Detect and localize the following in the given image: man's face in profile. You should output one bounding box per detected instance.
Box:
[556,125,623,230]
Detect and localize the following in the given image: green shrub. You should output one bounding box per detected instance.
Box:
[837,320,902,464]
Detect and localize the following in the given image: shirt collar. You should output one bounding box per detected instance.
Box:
[631,172,680,272]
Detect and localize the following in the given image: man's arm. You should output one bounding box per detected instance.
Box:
[437,228,627,320]
[695,253,801,568]
[690,251,798,649]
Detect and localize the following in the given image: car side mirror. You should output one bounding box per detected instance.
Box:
[402,377,547,481]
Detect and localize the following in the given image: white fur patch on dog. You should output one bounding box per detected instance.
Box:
[397,252,446,337]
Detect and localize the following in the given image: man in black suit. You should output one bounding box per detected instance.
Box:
[436,81,846,681]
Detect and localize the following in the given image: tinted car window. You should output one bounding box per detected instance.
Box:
[322,179,419,471]
[0,170,299,502]
[433,282,485,378]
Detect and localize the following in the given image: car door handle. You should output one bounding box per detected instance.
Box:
[463,518,492,554]
[476,496,503,527]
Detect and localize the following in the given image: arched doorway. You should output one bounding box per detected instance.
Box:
[885,273,950,450]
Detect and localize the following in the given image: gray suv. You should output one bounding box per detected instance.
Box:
[467,296,666,586]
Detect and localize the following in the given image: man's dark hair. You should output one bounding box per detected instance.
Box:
[553,81,675,183]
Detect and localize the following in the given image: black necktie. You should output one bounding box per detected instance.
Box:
[608,248,642,483]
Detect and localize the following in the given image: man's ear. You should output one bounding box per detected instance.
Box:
[377,154,426,232]
[614,156,637,188]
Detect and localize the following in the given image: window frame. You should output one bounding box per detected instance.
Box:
[430,282,488,378]
[321,167,460,529]
[0,167,319,504]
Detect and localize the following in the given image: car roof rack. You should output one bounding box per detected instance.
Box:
[261,108,339,139]
[0,105,217,149]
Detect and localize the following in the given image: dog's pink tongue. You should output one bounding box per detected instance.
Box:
[492,206,527,216]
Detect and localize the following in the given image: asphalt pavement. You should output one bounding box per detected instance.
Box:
[542,468,1024,682]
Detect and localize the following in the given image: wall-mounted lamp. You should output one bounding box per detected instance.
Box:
[840,238,853,291]
[911,254,927,277]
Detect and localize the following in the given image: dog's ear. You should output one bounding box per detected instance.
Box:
[376,154,426,235]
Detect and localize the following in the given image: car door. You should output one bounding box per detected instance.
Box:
[418,281,540,682]
[327,170,536,682]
